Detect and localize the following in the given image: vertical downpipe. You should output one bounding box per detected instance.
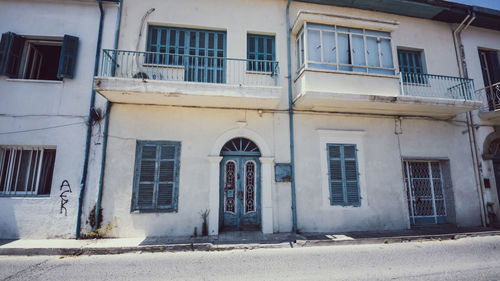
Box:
[286,0,298,233]
[452,11,487,227]
[75,0,105,238]
[93,0,122,232]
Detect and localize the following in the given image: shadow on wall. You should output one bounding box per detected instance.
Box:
[0,199,19,239]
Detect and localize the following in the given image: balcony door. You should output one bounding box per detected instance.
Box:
[147,26,226,83]
[479,50,500,111]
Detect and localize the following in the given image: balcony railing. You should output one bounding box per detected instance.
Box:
[476,82,500,113]
[400,72,476,100]
[99,49,280,87]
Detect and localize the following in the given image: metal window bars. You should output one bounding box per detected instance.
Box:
[100,49,280,87]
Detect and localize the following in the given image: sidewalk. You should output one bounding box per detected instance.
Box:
[1,226,499,256]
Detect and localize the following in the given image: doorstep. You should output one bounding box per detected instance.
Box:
[1,226,499,256]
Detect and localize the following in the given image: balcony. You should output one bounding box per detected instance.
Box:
[294,70,481,118]
[477,82,500,123]
[93,49,282,109]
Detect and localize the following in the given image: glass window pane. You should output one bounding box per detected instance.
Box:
[366,37,379,67]
[323,31,336,63]
[337,33,349,65]
[308,30,321,62]
[352,35,365,66]
[380,39,393,68]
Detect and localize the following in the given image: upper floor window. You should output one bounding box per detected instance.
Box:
[297,23,394,75]
[146,26,226,83]
[131,141,181,213]
[0,147,56,197]
[0,32,79,80]
[247,34,275,73]
[479,49,500,88]
[398,49,427,83]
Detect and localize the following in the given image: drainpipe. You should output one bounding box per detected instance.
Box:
[286,0,298,233]
[452,11,487,227]
[75,0,105,238]
[93,0,122,233]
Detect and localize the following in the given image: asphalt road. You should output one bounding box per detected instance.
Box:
[1,236,500,281]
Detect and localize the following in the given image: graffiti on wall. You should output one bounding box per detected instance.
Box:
[59,180,72,216]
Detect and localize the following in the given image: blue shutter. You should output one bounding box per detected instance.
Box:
[0,32,24,77]
[247,34,275,72]
[327,144,360,206]
[57,35,79,79]
[132,141,181,212]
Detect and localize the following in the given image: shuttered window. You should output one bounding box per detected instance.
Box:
[327,144,360,206]
[0,32,79,80]
[131,141,181,212]
[247,34,275,72]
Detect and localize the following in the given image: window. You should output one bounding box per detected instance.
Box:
[0,32,79,80]
[327,144,360,206]
[297,23,394,75]
[247,34,275,73]
[479,49,500,111]
[398,49,426,83]
[131,141,181,212]
[0,147,56,196]
[146,26,226,83]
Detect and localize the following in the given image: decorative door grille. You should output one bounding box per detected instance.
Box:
[404,161,447,225]
[244,161,256,214]
[224,161,236,214]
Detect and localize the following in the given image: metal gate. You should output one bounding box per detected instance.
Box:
[404,161,447,225]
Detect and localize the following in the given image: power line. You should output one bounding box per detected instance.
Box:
[0,122,86,135]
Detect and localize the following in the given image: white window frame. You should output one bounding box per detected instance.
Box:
[317,129,367,209]
[0,146,55,197]
[297,22,395,75]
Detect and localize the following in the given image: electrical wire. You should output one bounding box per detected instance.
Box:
[0,121,86,135]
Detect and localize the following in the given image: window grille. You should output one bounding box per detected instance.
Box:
[327,144,360,206]
[131,141,181,212]
[297,23,394,75]
[0,147,56,196]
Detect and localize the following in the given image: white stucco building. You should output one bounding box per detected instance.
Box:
[1,0,499,239]
[0,0,119,238]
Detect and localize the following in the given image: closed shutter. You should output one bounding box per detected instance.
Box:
[327,144,360,206]
[57,35,79,79]
[0,32,25,77]
[132,141,181,212]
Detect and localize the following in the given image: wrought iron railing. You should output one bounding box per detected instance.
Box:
[99,49,280,87]
[399,72,476,100]
[476,82,500,113]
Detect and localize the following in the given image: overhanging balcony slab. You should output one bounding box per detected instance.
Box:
[94,77,282,109]
[294,91,482,118]
[478,110,500,124]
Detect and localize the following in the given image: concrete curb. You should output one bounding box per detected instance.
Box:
[1,230,499,256]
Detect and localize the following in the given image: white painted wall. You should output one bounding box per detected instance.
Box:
[461,26,500,222]
[0,0,118,238]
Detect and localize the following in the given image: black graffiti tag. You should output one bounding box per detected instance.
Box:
[60,180,72,216]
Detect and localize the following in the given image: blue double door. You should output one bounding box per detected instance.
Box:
[220,156,261,230]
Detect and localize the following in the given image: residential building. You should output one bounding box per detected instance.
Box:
[91,0,500,238]
[0,0,119,238]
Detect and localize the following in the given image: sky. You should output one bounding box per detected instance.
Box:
[448,0,500,10]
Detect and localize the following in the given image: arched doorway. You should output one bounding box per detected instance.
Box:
[219,137,261,231]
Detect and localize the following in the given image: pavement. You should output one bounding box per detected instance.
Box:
[1,225,499,256]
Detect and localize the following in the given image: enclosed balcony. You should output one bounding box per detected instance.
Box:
[93,49,282,109]
[477,82,500,123]
[294,70,481,118]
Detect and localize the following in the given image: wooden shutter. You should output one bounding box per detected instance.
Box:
[0,32,25,77]
[57,35,79,79]
[132,141,181,212]
[327,144,360,206]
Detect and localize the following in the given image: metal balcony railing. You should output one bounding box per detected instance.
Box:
[99,49,280,87]
[399,72,476,100]
[476,82,500,113]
